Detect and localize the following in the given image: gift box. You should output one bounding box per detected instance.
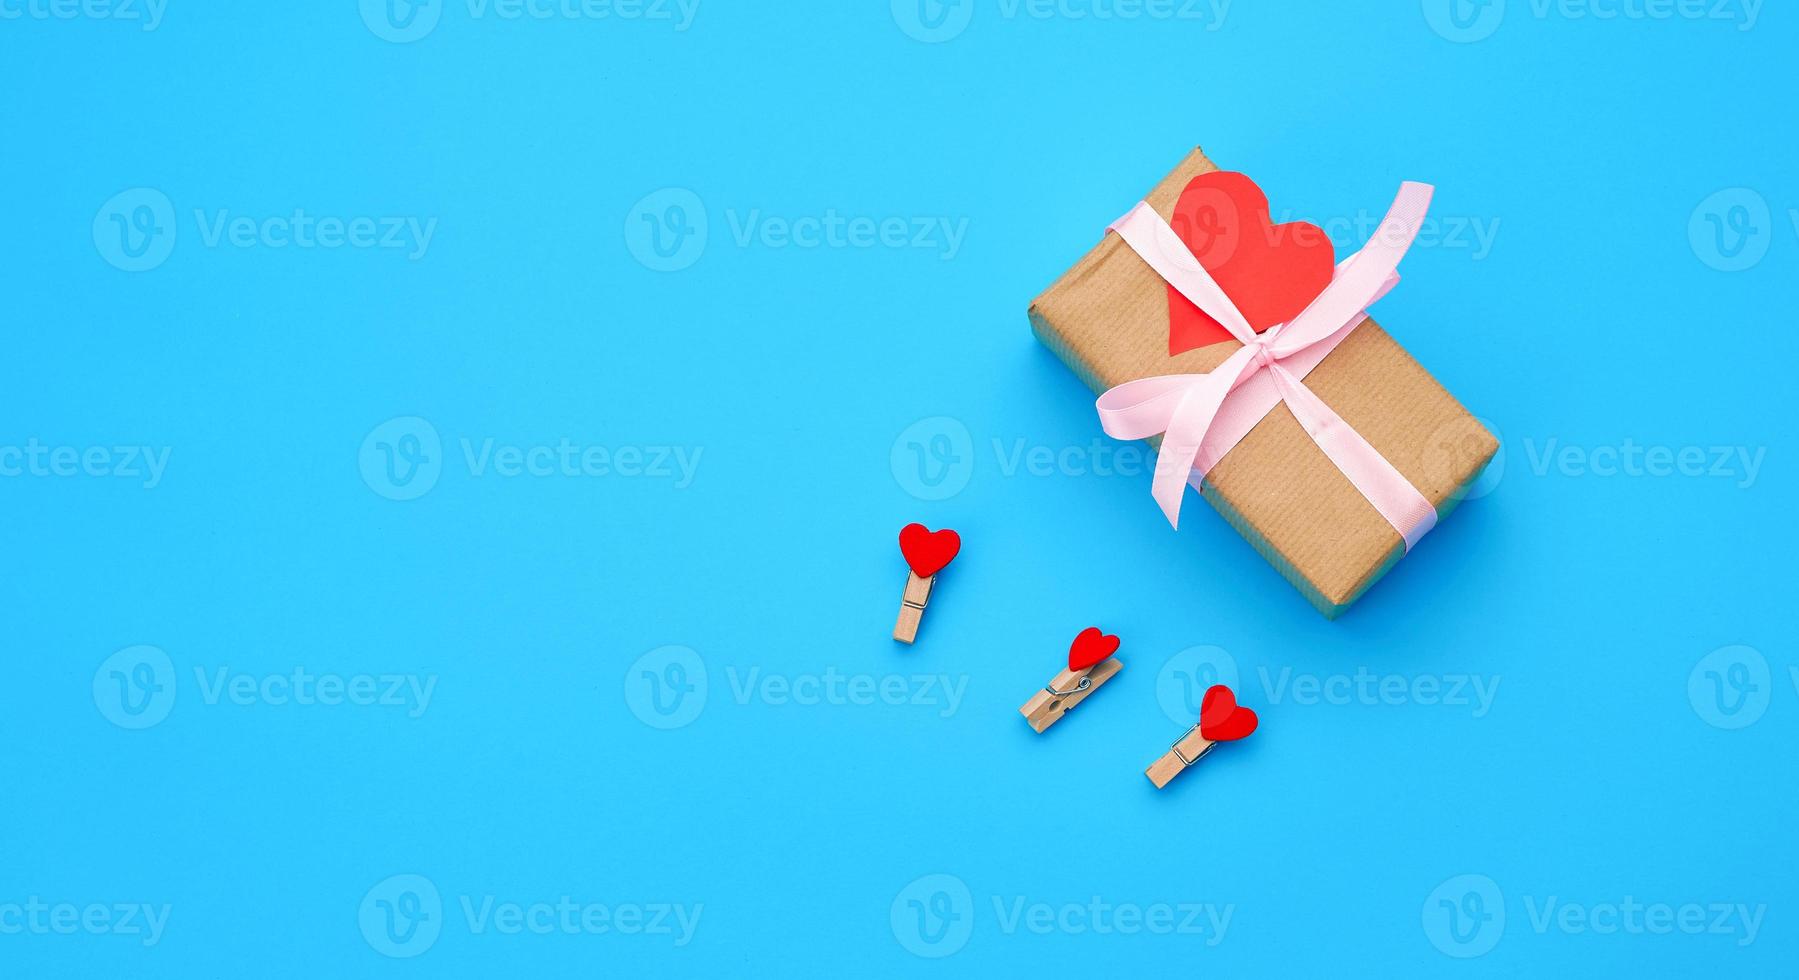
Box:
[1028,147,1497,618]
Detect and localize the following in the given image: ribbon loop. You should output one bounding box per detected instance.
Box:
[1097,183,1440,551]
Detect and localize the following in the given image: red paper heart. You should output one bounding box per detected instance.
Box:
[1067,626,1120,672]
[899,523,960,577]
[1199,685,1258,742]
[1164,171,1336,356]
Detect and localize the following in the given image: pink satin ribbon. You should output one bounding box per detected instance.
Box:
[1096,182,1439,550]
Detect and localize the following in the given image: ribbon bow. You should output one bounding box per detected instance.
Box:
[1096,182,1439,550]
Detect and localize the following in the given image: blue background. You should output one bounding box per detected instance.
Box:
[3,0,1795,975]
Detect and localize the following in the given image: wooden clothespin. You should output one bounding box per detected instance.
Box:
[892,523,960,644]
[1147,684,1257,789]
[1020,627,1123,732]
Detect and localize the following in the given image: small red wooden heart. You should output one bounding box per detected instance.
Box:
[1067,626,1120,672]
[1199,684,1258,742]
[1164,171,1336,356]
[899,523,960,577]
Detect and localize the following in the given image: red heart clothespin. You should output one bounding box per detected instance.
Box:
[899,523,961,578]
[1164,171,1336,356]
[1020,626,1124,732]
[1199,684,1259,741]
[1067,627,1120,672]
[892,523,960,644]
[1147,684,1258,788]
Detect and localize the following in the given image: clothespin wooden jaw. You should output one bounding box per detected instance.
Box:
[892,571,934,644]
[1146,724,1215,788]
[1019,657,1123,732]
[1020,626,1123,732]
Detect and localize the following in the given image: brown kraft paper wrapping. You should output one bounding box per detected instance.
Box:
[1028,146,1498,618]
